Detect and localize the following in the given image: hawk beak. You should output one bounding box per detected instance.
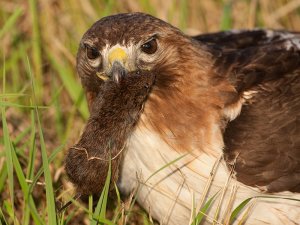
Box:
[108,47,128,83]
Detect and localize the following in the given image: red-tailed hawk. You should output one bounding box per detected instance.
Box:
[65,13,300,224]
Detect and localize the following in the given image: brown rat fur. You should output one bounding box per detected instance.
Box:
[65,70,155,196]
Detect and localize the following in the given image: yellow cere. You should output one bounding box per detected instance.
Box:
[108,47,127,64]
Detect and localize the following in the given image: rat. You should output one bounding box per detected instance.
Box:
[65,70,155,197]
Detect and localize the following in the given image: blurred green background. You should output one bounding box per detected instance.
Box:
[1,0,300,224]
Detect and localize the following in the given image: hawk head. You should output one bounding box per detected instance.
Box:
[76,13,214,108]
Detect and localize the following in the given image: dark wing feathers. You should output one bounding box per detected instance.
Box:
[217,43,300,93]
[196,30,300,192]
[224,72,300,192]
[194,29,300,50]
[198,29,300,95]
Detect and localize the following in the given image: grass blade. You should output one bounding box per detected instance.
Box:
[1,54,15,222]
[142,211,153,225]
[220,2,232,30]
[112,182,122,223]
[127,153,188,222]
[29,0,43,101]
[13,126,31,146]
[0,93,29,99]
[28,144,64,195]
[1,107,15,223]
[191,191,220,225]
[47,52,88,119]
[23,110,39,225]
[35,114,57,225]
[0,101,49,109]
[26,110,37,180]
[255,195,300,202]
[27,58,57,225]
[0,165,8,193]
[0,206,8,225]
[89,195,93,221]
[229,195,300,224]
[3,200,20,225]
[10,142,43,225]
[229,198,252,224]
[91,158,112,225]
[0,7,23,39]
[179,0,188,29]
[145,153,188,183]
[63,208,78,225]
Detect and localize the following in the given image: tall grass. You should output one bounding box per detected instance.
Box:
[1,0,300,224]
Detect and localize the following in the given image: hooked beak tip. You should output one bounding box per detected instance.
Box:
[110,61,127,83]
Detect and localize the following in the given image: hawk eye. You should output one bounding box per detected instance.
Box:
[141,38,157,54]
[85,44,100,60]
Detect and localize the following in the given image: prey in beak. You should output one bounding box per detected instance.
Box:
[64,70,156,202]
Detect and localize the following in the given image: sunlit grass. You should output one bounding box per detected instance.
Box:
[1,0,300,224]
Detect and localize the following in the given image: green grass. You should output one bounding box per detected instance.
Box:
[1,0,300,224]
[220,2,232,30]
[90,157,112,225]
[2,103,15,225]
[28,58,57,225]
[0,1,156,223]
